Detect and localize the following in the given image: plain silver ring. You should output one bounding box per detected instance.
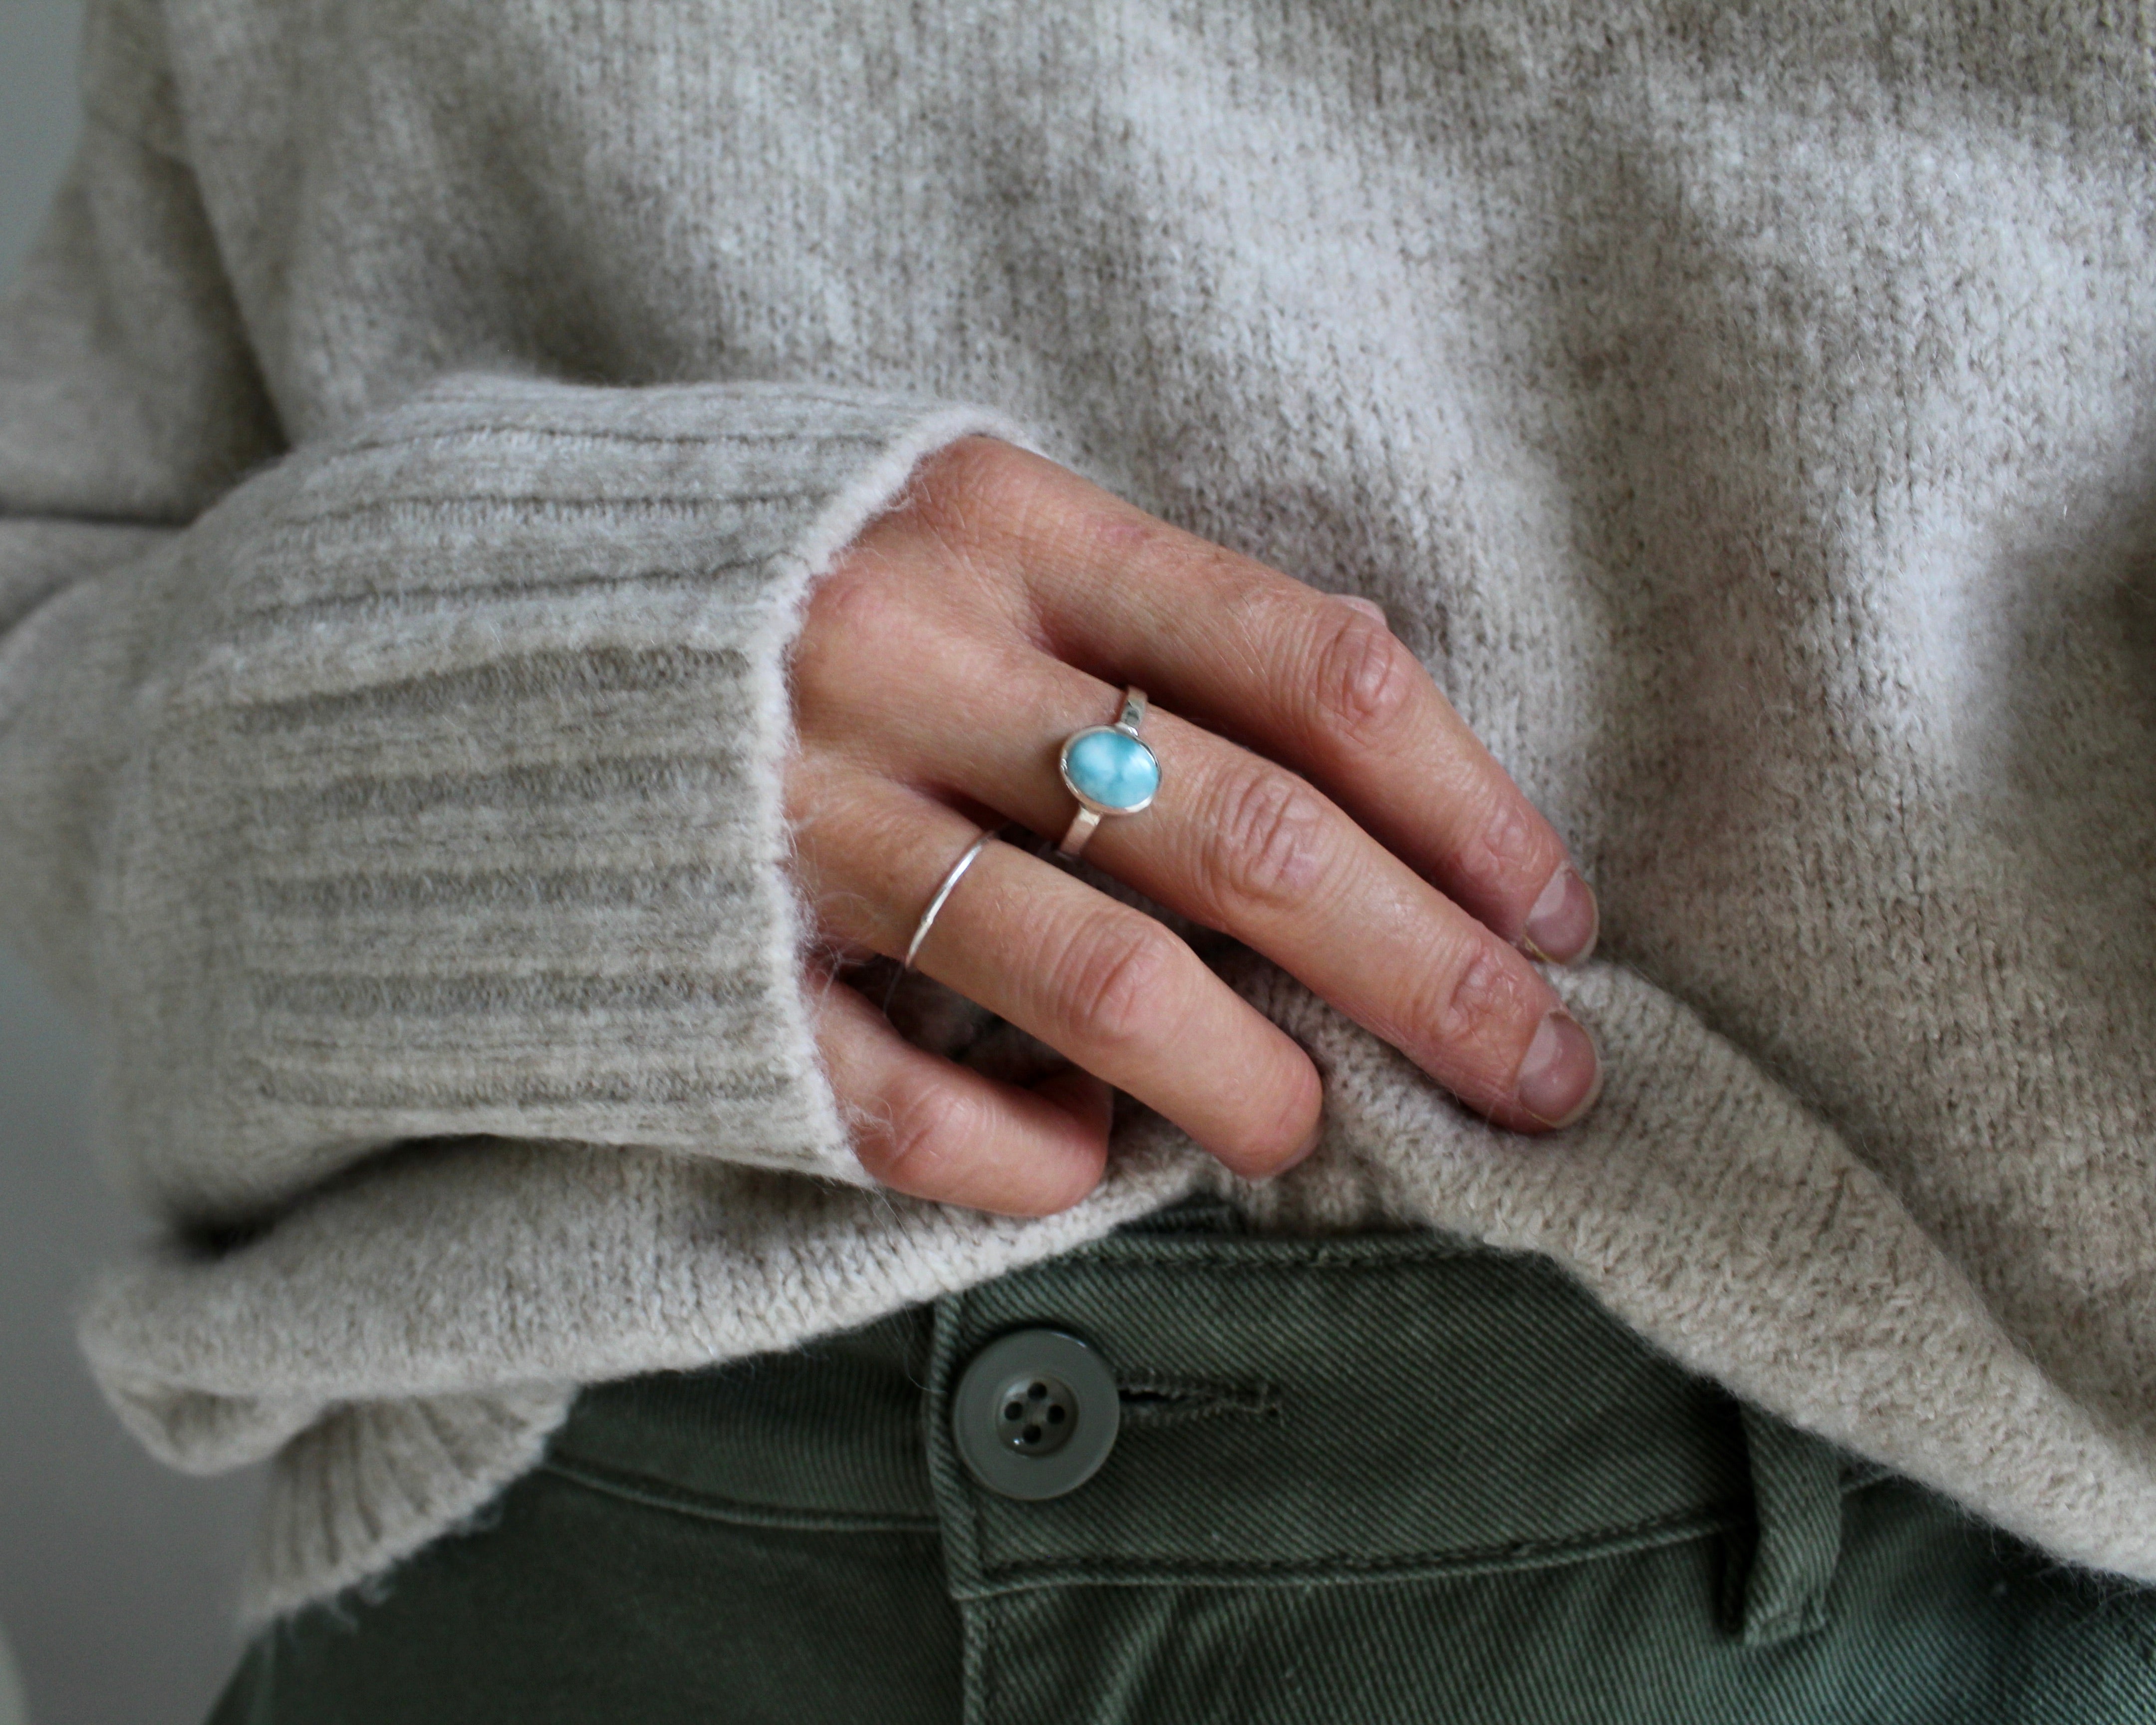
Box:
[902,831,995,972]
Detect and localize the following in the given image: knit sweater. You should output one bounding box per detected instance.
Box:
[4,0,2155,1624]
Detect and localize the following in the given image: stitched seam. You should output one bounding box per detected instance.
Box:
[237,563,770,623]
[251,866,757,912]
[540,1458,938,1534]
[960,1505,1747,1596]
[332,387,930,444]
[276,492,825,531]
[230,645,752,727]
[326,426,893,461]
[1069,1235,1512,1275]
[991,1499,1740,1577]
[248,1068,802,1109]
[261,753,752,815]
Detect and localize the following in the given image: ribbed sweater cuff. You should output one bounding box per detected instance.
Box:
[103,376,1023,1219]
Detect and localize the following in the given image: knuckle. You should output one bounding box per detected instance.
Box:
[908,434,1051,551]
[1425,939,1535,1054]
[1208,763,1332,913]
[1449,788,1547,903]
[793,566,907,718]
[1312,606,1418,745]
[802,563,902,651]
[1470,791,1543,877]
[1057,914,1186,1051]
[857,1075,985,1188]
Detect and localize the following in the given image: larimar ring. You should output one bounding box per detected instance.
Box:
[1058,687,1161,859]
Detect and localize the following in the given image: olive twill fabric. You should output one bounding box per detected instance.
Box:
[5,0,2156,1621]
[203,1220,2156,1723]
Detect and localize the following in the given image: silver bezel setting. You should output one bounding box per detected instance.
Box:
[1057,724,1160,818]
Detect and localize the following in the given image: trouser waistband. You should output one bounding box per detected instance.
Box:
[549,1198,1860,1647]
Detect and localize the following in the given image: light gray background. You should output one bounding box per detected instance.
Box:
[1,3,264,1722]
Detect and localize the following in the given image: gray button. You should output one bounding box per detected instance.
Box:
[952,1328,1119,1500]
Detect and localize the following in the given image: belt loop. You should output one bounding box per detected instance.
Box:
[1732,1406,1846,1646]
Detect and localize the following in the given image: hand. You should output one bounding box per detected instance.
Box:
[787,438,1602,1215]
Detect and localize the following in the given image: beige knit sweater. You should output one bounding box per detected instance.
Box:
[4,0,2155,1623]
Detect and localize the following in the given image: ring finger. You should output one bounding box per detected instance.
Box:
[792,765,1327,1178]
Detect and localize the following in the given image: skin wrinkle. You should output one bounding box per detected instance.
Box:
[1461,794,1550,934]
[1207,759,1336,915]
[1309,601,1417,755]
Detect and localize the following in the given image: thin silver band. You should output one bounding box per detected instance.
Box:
[1058,805,1103,858]
[902,830,995,971]
[1058,687,1152,859]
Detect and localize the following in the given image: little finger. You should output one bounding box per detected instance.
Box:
[811,970,1112,1215]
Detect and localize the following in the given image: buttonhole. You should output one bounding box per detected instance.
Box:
[1116,1375,1283,1429]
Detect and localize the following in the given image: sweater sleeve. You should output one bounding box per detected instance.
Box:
[0,100,1017,1227]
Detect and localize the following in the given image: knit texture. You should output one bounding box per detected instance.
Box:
[5,0,2156,1620]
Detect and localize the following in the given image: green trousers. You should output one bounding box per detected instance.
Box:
[208,1200,2156,1723]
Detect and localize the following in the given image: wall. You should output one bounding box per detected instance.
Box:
[0,3,263,1721]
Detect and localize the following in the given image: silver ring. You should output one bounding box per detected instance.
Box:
[1057,687,1160,859]
[902,830,995,971]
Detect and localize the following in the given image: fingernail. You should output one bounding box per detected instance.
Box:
[1521,863,1599,966]
[1515,1010,1603,1128]
[1338,594,1389,626]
